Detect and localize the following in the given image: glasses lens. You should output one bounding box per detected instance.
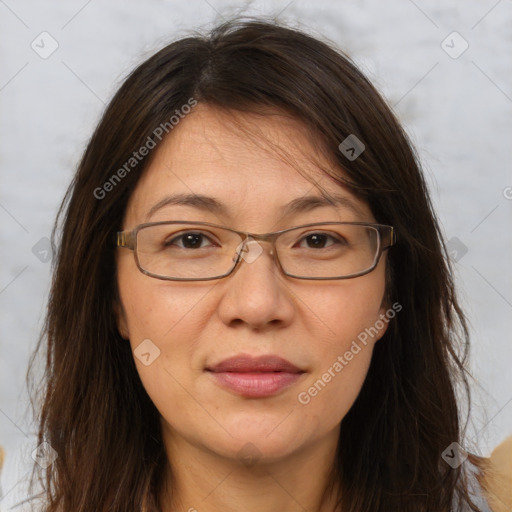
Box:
[134,222,382,280]
[277,224,380,278]
[136,223,241,279]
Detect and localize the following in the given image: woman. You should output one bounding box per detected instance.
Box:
[25,18,494,511]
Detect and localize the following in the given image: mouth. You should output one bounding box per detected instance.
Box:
[205,354,306,398]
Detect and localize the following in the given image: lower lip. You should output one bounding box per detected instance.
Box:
[207,371,304,398]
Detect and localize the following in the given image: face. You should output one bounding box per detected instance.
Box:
[116,104,389,467]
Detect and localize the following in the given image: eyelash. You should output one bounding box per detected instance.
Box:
[164,231,345,249]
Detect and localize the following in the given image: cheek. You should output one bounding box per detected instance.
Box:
[299,351,373,420]
[296,275,386,417]
[117,273,211,422]
[116,254,213,394]
[117,249,209,342]
[307,274,386,353]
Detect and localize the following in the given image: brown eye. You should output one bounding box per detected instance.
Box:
[296,232,346,249]
[165,232,215,249]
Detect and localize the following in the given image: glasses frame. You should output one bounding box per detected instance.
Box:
[116,220,396,281]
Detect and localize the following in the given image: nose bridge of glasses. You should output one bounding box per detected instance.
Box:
[233,232,278,264]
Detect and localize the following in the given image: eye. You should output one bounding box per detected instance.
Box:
[164,231,217,249]
[296,232,346,249]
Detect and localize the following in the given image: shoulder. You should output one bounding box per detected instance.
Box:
[478,436,512,512]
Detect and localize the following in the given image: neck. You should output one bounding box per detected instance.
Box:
[158,427,342,512]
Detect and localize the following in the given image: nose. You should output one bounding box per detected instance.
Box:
[216,238,295,330]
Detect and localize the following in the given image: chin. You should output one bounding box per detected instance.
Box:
[206,421,307,463]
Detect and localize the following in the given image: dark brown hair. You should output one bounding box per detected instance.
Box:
[26,17,489,512]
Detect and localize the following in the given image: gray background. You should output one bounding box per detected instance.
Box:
[1,0,511,508]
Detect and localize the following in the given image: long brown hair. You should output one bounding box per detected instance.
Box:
[26,17,488,511]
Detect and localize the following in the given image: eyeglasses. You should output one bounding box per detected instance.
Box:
[116,221,396,281]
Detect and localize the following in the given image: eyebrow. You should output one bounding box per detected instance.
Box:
[145,191,366,222]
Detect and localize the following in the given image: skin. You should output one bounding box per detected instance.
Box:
[116,104,389,512]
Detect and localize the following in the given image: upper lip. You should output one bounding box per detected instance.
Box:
[206,354,304,373]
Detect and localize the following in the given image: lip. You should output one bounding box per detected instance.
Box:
[206,354,305,398]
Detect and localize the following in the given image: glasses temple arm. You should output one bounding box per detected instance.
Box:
[116,231,135,250]
[382,226,396,249]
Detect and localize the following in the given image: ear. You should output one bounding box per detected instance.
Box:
[375,301,401,342]
[374,306,390,342]
[113,300,130,340]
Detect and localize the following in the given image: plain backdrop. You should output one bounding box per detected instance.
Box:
[1,0,511,508]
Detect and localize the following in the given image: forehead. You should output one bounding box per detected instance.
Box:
[124,104,373,227]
